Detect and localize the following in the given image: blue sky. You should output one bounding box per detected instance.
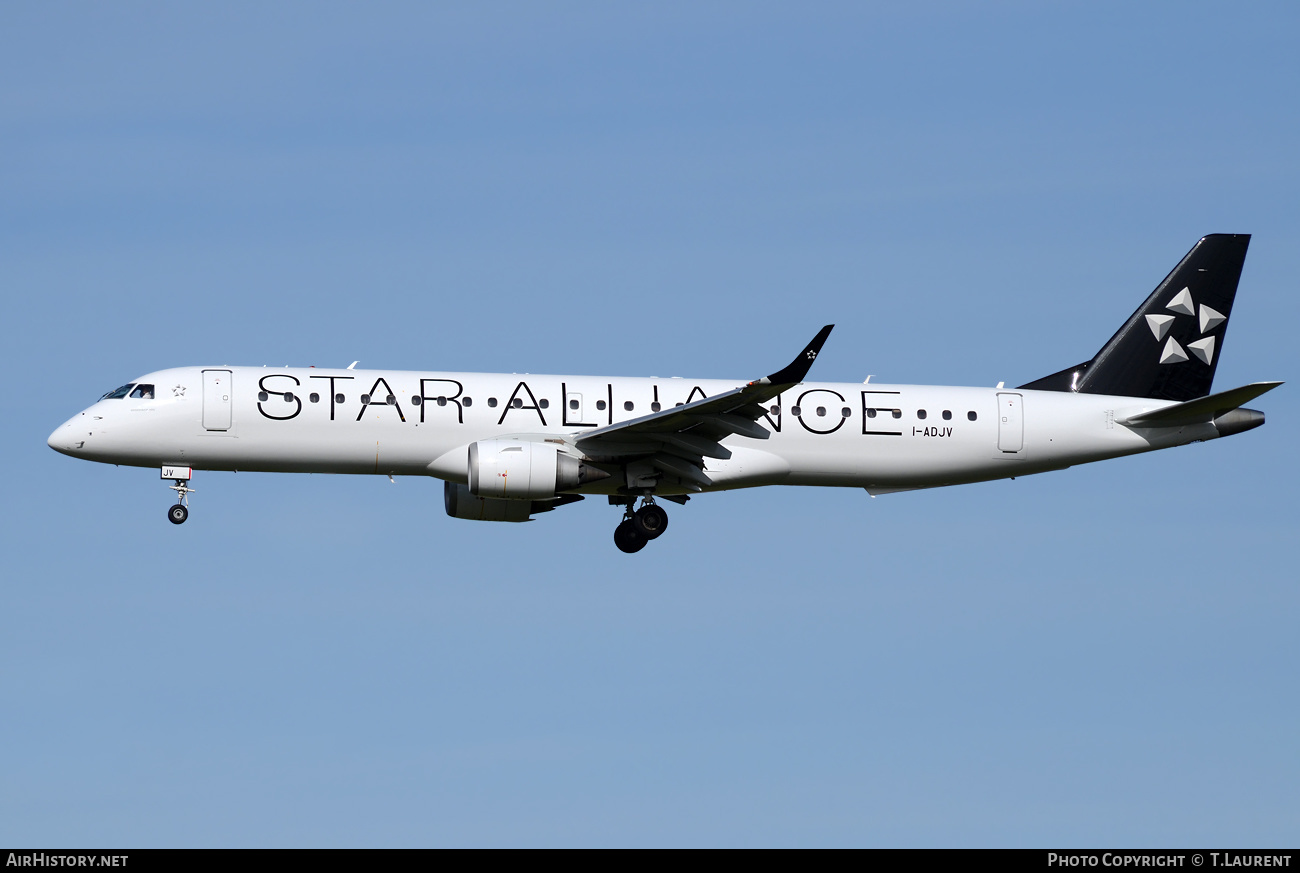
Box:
[2,1,1297,847]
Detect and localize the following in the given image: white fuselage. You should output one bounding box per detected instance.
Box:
[47,366,1213,494]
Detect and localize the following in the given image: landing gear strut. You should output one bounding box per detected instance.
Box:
[164,465,194,525]
[612,497,669,553]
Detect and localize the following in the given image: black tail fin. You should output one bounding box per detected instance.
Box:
[1019,234,1251,401]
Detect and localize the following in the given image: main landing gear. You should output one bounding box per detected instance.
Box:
[612,498,670,554]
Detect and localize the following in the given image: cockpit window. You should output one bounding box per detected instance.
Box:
[102,384,134,400]
[129,384,155,400]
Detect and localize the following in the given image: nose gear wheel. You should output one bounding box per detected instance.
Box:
[166,478,194,525]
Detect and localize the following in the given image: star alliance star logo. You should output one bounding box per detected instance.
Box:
[172,384,186,397]
[1146,287,1225,365]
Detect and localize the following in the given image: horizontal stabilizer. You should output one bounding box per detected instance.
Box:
[1118,381,1282,428]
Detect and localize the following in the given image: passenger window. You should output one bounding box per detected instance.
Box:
[791,406,802,416]
[102,384,134,400]
[816,406,826,417]
[942,410,952,420]
[463,397,473,407]
[917,409,926,420]
[866,408,877,419]
[967,411,977,421]
[437,396,447,407]
[335,394,345,404]
[129,384,155,399]
[309,393,320,403]
[624,401,634,411]
[891,409,902,419]
[596,400,607,410]
[651,402,661,412]
[411,396,422,406]
[360,394,370,405]
[386,395,396,405]
[488,397,498,408]
[512,398,523,408]
[770,405,780,416]
[258,391,269,402]
[569,399,579,410]
[539,399,549,409]
[284,392,295,403]
[841,407,851,418]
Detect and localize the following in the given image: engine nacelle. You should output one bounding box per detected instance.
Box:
[444,482,587,523]
[468,439,609,499]
[444,482,534,522]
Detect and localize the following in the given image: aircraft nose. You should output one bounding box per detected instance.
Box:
[48,422,70,454]
[47,415,85,456]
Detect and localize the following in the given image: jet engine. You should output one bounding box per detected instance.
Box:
[444,482,585,523]
[468,439,609,499]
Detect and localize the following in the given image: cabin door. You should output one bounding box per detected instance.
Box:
[996,392,1023,453]
[203,369,233,431]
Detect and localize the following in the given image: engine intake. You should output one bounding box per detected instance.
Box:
[468,439,609,499]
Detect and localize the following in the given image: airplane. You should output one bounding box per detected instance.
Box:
[48,234,1280,553]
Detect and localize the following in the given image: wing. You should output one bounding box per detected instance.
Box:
[574,325,834,491]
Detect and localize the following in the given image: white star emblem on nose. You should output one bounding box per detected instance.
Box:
[172,384,186,397]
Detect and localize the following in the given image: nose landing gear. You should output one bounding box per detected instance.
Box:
[612,498,670,553]
[162,465,194,525]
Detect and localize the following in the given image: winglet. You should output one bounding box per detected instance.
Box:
[754,324,834,386]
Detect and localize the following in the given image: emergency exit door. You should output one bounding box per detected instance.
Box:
[997,392,1023,453]
[562,386,597,427]
[203,369,232,431]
